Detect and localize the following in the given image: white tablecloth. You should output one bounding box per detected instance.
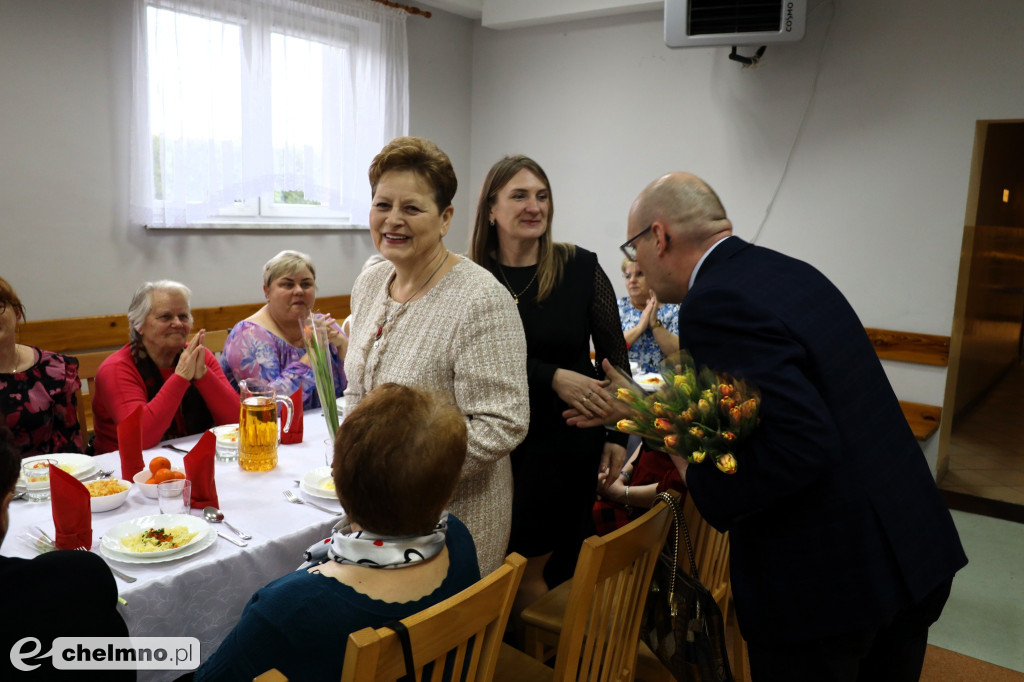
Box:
[2,410,342,681]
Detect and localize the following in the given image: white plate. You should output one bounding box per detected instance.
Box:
[101,514,212,559]
[100,527,216,565]
[635,373,667,393]
[301,466,338,500]
[18,453,99,491]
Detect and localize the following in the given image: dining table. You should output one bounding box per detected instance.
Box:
[2,409,343,682]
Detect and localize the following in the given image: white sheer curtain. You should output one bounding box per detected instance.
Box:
[129,0,408,228]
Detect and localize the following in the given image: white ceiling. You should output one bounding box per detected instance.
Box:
[415,0,661,29]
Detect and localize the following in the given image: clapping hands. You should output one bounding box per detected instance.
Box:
[175,329,208,381]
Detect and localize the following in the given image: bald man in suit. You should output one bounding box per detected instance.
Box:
[585,173,967,681]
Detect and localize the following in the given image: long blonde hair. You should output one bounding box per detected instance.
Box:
[469,155,574,303]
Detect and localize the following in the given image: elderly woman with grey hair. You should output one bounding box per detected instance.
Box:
[219,250,346,409]
[91,280,239,454]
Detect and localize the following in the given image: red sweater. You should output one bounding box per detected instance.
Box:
[92,345,240,454]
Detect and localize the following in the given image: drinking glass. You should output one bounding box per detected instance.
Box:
[22,459,56,502]
[158,479,192,515]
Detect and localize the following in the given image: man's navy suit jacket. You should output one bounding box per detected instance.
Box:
[678,236,967,644]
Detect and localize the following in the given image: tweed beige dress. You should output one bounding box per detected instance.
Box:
[344,256,529,575]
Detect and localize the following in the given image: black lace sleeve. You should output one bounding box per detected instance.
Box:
[590,262,630,446]
[590,261,630,376]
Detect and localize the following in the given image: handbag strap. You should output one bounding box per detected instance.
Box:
[383,619,416,681]
[654,492,701,613]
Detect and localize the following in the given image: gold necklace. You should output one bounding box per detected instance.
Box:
[498,263,538,305]
[376,251,451,341]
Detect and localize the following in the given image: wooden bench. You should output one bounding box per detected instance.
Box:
[17,295,351,441]
[19,311,944,444]
[865,328,949,441]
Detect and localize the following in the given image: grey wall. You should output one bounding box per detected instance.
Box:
[4,0,1024,472]
[0,0,474,317]
[464,0,1024,472]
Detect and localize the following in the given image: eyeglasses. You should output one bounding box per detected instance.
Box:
[623,271,644,280]
[620,225,653,261]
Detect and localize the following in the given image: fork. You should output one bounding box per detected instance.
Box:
[74,547,137,583]
[97,468,115,479]
[162,444,190,454]
[283,489,341,515]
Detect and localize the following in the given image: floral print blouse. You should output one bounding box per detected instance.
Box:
[617,296,680,375]
[219,321,345,410]
[0,347,83,456]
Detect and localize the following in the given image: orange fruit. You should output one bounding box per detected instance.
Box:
[145,476,159,484]
[169,470,186,480]
[152,468,175,483]
[149,456,171,474]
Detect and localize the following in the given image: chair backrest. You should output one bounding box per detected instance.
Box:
[341,552,527,682]
[73,349,116,444]
[553,491,676,682]
[681,493,731,616]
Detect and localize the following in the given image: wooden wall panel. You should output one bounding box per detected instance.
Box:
[18,295,351,353]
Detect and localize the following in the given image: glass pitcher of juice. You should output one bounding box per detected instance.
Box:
[238,379,293,472]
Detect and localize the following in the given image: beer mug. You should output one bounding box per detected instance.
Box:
[238,379,294,472]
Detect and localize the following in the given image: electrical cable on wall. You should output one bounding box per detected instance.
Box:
[750,0,838,245]
[729,45,767,67]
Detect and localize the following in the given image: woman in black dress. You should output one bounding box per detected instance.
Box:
[470,155,629,614]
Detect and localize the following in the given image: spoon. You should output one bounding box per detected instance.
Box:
[203,506,252,540]
[283,489,341,515]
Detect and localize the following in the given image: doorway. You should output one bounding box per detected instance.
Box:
[938,120,1024,520]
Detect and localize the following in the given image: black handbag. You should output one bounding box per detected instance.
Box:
[641,492,734,682]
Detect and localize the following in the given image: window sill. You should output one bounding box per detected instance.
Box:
[144,221,369,232]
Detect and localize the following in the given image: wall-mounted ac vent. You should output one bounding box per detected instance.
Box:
[665,0,807,48]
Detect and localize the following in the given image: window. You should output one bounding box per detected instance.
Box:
[130,0,408,230]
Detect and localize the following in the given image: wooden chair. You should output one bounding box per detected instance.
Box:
[339,552,526,682]
[253,670,287,682]
[679,493,730,620]
[497,491,677,682]
[72,349,115,444]
[636,493,733,681]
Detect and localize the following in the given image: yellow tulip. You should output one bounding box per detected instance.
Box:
[715,454,738,474]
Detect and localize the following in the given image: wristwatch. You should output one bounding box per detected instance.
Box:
[650,316,662,329]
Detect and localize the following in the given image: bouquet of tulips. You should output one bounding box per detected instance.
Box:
[614,351,760,475]
[302,311,340,442]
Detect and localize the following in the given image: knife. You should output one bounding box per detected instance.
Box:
[216,530,247,547]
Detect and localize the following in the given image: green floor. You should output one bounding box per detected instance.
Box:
[927,510,1024,672]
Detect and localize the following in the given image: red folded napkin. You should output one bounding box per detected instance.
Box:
[184,430,219,509]
[50,465,92,550]
[280,388,303,444]
[117,405,145,480]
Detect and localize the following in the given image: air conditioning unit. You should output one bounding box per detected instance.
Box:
[665,0,806,48]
